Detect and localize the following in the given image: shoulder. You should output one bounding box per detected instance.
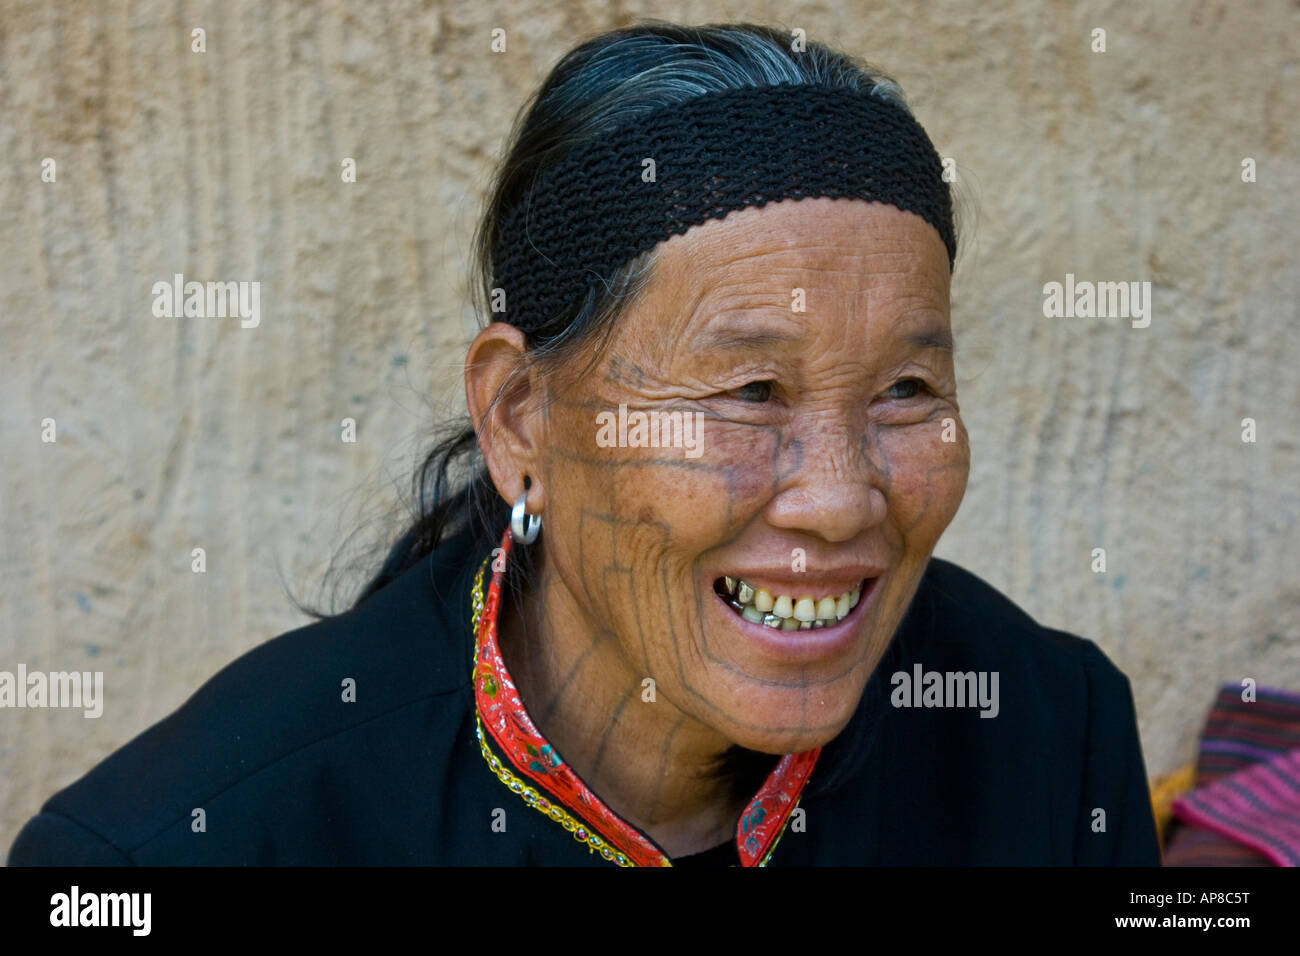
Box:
[8,532,485,865]
[912,555,1130,694]
[884,554,1144,776]
[824,556,1160,864]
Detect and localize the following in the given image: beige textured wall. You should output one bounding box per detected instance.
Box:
[2,0,1298,858]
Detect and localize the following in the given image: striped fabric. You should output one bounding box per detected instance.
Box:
[1171,749,1300,865]
[1164,685,1300,866]
[1161,821,1274,866]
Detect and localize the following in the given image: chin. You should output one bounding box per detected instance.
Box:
[707,682,864,756]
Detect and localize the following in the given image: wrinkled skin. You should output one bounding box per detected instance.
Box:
[466,198,969,857]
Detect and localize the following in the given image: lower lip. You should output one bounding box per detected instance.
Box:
[708,577,881,664]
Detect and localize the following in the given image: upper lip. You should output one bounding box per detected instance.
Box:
[714,566,886,597]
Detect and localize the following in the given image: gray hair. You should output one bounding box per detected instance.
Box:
[471,21,931,364]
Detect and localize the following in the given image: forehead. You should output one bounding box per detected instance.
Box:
[622,197,952,351]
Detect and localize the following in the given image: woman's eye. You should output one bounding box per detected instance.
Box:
[886,378,929,400]
[731,380,775,403]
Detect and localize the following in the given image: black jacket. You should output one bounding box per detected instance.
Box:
[8,529,1161,865]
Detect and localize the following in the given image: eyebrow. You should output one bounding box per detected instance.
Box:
[696,328,802,351]
[695,324,954,353]
[901,327,954,352]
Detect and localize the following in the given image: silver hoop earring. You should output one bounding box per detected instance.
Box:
[511,489,541,545]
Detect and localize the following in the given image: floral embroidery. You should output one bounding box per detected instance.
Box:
[471,526,820,867]
[525,742,562,773]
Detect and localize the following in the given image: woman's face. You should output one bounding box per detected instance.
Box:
[536,197,969,755]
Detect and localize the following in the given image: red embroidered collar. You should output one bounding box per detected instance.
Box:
[471,527,820,867]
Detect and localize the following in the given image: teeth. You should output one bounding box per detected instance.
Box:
[720,576,872,630]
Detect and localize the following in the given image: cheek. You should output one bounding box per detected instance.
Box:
[875,418,971,542]
[540,424,798,701]
[558,416,778,559]
[611,421,786,544]
[540,437,728,652]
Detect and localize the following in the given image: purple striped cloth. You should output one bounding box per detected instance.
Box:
[1171,748,1300,866]
[1165,684,1300,866]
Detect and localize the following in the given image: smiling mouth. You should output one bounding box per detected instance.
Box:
[712,577,868,631]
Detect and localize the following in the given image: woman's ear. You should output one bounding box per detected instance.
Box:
[464,322,546,514]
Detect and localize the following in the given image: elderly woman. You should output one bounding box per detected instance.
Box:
[9,22,1160,866]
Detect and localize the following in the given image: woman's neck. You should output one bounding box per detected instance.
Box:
[493,562,765,858]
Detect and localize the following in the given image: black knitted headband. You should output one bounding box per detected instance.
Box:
[492,82,956,338]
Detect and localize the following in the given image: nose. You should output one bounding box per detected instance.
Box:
[762,413,888,543]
